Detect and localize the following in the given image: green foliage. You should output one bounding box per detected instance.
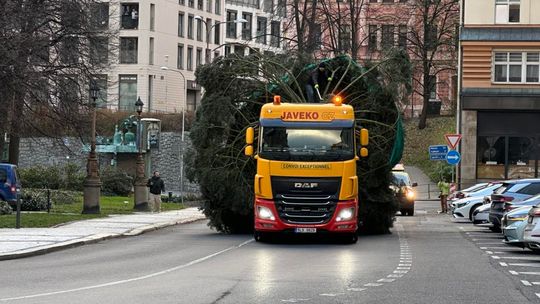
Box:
[188,52,411,234]
[0,201,13,215]
[100,169,134,196]
[19,164,85,191]
[429,162,454,183]
[20,189,49,211]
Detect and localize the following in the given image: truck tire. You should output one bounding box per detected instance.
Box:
[254,231,268,242]
[343,233,358,244]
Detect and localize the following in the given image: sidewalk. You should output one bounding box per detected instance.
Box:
[0,208,206,261]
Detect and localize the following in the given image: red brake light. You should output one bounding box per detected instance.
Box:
[534,210,540,216]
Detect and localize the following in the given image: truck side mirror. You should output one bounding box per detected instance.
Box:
[360,147,368,157]
[412,182,418,187]
[246,127,254,145]
[360,128,369,146]
[245,145,254,157]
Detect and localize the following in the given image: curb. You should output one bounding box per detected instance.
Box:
[0,216,206,261]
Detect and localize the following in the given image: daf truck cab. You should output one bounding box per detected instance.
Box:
[245,96,368,243]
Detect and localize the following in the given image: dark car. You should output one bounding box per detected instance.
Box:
[488,179,540,232]
[0,163,21,206]
[391,168,417,216]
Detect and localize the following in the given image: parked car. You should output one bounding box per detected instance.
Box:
[0,163,21,207]
[451,183,503,220]
[391,167,417,216]
[503,206,531,248]
[488,179,540,232]
[523,204,540,252]
[450,182,489,201]
[473,203,491,226]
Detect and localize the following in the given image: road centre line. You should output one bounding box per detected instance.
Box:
[492,256,540,261]
[0,239,254,302]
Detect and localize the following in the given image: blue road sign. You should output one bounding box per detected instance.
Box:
[429,145,449,161]
[446,150,461,165]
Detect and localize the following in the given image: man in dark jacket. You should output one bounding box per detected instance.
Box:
[306,62,332,103]
[147,171,165,212]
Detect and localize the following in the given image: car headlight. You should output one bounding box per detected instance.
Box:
[336,207,355,222]
[257,206,275,220]
[406,189,415,200]
[456,202,468,209]
[507,215,527,221]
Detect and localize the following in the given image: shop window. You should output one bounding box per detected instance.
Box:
[508,137,536,179]
[477,136,506,179]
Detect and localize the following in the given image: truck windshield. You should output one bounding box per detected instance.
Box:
[260,127,355,161]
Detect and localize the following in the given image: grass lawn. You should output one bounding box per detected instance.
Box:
[0,196,186,228]
[402,116,456,181]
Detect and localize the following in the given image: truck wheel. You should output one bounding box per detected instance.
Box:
[400,209,407,216]
[254,231,267,242]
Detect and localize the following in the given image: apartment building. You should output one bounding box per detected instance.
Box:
[99,0,224,113]
[224,0,286,56]
[459,0,540,184]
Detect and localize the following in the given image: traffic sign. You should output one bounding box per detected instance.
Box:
[445,134,462,150]
[446,150,461,165]
[429,145,448,161]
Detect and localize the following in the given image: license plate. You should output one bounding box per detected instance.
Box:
[295,227,317,233]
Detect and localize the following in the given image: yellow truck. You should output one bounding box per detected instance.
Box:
[245,96,368,243]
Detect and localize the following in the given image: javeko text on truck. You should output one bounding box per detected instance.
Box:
[245,95,369,243]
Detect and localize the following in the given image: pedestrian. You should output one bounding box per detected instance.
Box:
[305,62,332,103]
[437,179,450,214]
[147,171,165,212]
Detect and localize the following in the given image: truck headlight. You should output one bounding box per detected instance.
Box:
[336,208,355,222]
[257,206,275,220]
[406,190,415,200]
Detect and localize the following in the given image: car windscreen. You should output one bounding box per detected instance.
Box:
[260,127,354,161]
[464,183,489,193]
[392,172,410,186]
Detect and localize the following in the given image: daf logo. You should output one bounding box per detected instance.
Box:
[294,183,318,189]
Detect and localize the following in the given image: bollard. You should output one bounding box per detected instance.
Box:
[168,191,172,203]
[428,184,431,200]
[16,192,21,229]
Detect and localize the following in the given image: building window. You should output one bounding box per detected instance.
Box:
[339,24,351,51]
[383,0,393,2]
[264,0,274,13]
[369,0,377,2]
[226,10,237,38]
[477,136,506,179]
[187,46,193,70]
[214,51,220,59]
[198,0,203,10]
[277,0,286,17]
[426,24,437,50]
[225,45,231,56]
[256,17,267,44]
[89,36,108,65]
[207,0,212,12]
[215,0,221,14]
[119,75,137,111]
[179,0,185,5]
[196,48,202,66]
[150,3,155,31]
[428,75,437,100]
[206,18,212,43]
[196,18,203,41]
[368,25,377,51]
[214,22,220,44]
[242,13,252,40]
[90,3,109,30]
[398,25,407,48]
[188,14,194,39]
[149,37,154,65]
[314,23,322,50]
[496,0,520,23]
[120,37,138,64]
[121,3,139,29]
[89,75,108,108]
[188,0,194,8]
[270,21,280,47]
[493,51,540,83]
[177,44,184,69]
[178,12,185,37]
[234,45,245,56]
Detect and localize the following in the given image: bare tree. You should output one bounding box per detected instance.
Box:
[0,0,117,164]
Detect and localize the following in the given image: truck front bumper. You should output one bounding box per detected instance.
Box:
[254,198,358,233]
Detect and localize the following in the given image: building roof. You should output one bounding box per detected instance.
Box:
[461,27,540,41]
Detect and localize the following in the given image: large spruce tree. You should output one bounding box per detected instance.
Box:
[187,51,410,234]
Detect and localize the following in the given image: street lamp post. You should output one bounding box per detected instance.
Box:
[133,97,149,211]
[83,81,102,214]
[194,16,247,63]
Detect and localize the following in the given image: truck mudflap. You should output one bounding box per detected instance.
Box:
[254,198,358,233]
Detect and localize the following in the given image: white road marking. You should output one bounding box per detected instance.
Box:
[393,270,408,274]
[346,288,366,292]
[491,256,540,261]
[505,263,540,268]
[481,247,519,250]
[396,267,411,270]
[491,256,501,259]
[522,280,532,286]
[377,279,395,283]
[364,283,383,287]
[536,293,540,298]
[499,262,508,267]
[514,271,540,276]
[319,293,344,297]
[399,264,412,267]
[475,242,505,245]
[485,251,493,255]
[509,270,519,275]
[0,239,254,302]
[281,299,311,303]
[388,274,403,278]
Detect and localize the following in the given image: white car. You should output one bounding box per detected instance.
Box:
[523,204,540,252]
[452,196,485,220]
[450,182,489,202]
[472,203,491,226]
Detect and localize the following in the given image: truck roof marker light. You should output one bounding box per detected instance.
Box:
[273,95,281,105]
[333,95,342,106]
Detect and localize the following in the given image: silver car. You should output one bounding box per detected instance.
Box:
[503,206,531,248]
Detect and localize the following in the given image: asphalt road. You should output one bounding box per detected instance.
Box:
[0,201,536,304]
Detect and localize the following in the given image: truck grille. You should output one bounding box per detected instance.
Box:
[271,176,341,224]
[275,195,337,224]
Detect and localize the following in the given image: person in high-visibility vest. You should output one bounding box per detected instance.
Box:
[438,180,450,214]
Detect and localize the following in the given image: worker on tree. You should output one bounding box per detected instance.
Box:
[306,62,332,103]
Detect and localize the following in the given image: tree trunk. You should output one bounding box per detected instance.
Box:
[8,134,20,165]
[418,64,430,130]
